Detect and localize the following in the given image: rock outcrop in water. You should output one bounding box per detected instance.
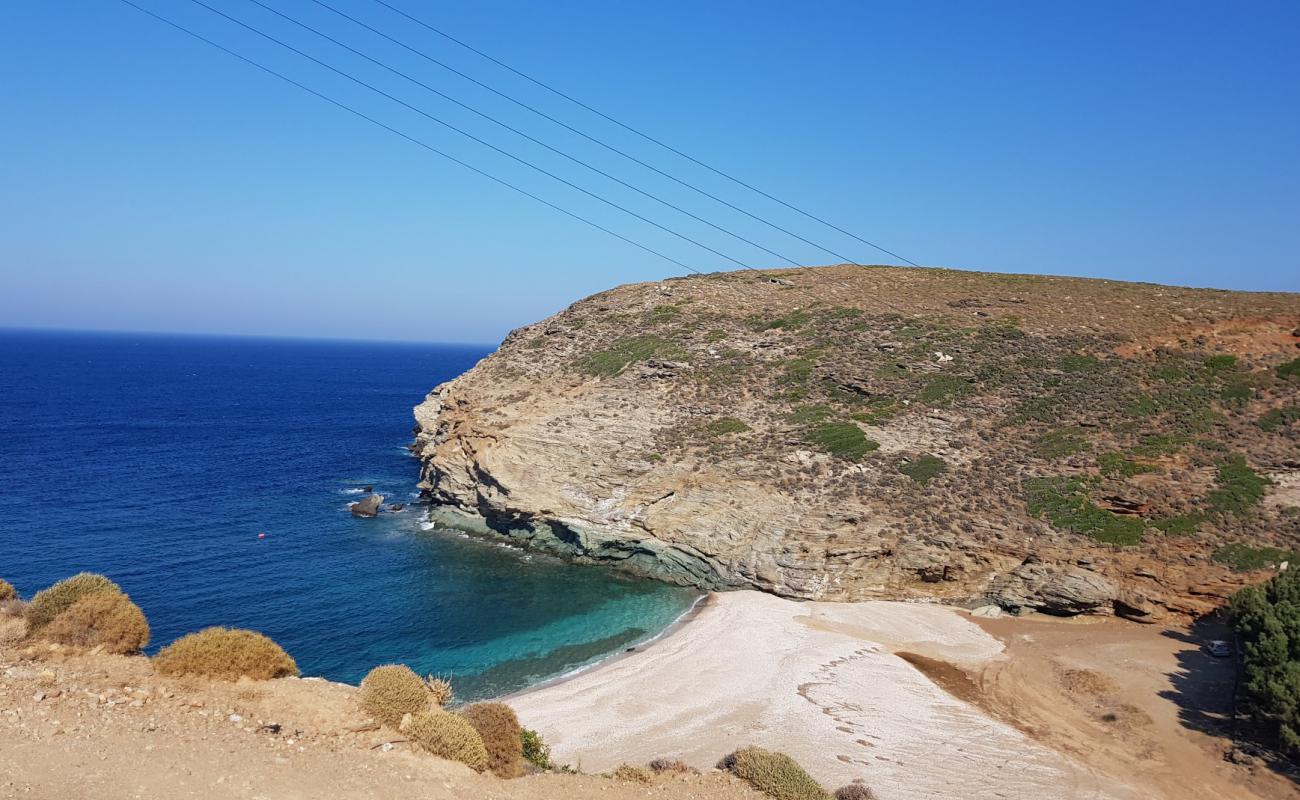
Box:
[413,265,1300,620]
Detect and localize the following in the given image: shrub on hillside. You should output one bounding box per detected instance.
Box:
[43,591,149,654]
[521,727,554,771]
[405,709,489,772]
[154,627,298,680]
[424,674,454,708]
[1229,566,1300,757]
[611,763,653,783]
[717,747,828,800]
[0,578,16,602]
[458,702,524,777]
[359,664,431,726]
[649,757,694,774]
[834,782,877,800]
[25,573,122,636]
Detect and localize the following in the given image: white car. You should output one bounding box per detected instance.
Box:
[1206,640,1233,658]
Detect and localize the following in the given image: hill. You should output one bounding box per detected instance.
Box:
[413,265,1300,621]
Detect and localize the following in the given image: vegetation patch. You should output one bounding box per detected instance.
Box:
[154,627,298,680]
[1033,428,1090,458]
[1206,455,1270,517]
[1059,353,1102,373]
[747,310,811,331]
[806,422,879,460]
[1259,406,1300,432]
[43,591,149,654]
[1025,476,1143,545]
[405,709,490,772]
[1097,452,1160,478]
[717,747,828,800]
[582,336,685,377]
[647,304,682,323]
[919,374,973,405]
[787,405,833,425]
[1130,434,1189,458]
[0,578,16,603]
[1213,543,1295,572]
[1230,566,1300,757]
[459,702,524,778]
[521,728,555,771]
[359,664,432,726]
[1276,357,1300,380]
[899,454,947,485]
[706,417,751,436]
[1150,514,1203,535]
[611,764,654,783]
[849,397,900,425]
[25,573,122,636]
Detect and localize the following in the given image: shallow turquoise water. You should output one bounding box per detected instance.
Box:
[0,330,700,699]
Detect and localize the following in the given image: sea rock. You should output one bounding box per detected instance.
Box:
[349,494,384,518]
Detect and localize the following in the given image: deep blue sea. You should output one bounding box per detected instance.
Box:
[0,330,698,698]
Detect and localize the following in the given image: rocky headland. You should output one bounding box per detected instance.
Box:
[413,265,1300,622]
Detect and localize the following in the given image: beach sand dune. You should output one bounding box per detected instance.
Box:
[511,591,1137,800]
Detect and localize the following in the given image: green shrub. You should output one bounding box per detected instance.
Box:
[0,578,16,602]
[1276,357,1300,380]
[1059,353,1101,373]
[1025,477,1143,546]
[582,336,685,377]
[1259,407,1300,432]
[25,573,122,636]
[43,591,149,654]
[405,709,490,772]
[1212,543,1296,572]
[899,454,947,485]
[154,627,298,680]
[611,763,653,783]
[649,757,693,773]
[1229,567,1300,756]
[359,664,432,726]
[1033,428,1089,458]
[717,747,829,800]
[919,374,973,405]
[1207,455,1270,517]
[459,702,524,778]
[807,422,879,460]
[787,405,833,424]
[1097,452,1160,478]
[707,417,750,436]
[521,727,554,771]
[1150,514,1203,535]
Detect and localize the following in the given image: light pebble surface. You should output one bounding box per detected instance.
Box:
[511,590,1138,800]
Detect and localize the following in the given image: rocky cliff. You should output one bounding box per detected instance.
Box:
[413,265,1300,621]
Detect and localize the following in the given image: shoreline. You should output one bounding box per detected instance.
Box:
[501,592,712,701]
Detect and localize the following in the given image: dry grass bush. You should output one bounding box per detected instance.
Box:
[153,627,298,680]
[0,578,16,602]
[25,573,121,635]
[717,747,829,800]
[458,702,524,777]
[424,674,454,707]
[359,664,431,726]
[649,757,694,774]
[43,591,149,654]
[611,763,653,783]
[1059,668,1118,696]
[834,782,876,800]
[405,709,489,772]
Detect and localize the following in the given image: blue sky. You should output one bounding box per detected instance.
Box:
[2,1,1296,343]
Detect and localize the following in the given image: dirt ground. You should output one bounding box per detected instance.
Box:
[0,616,762,800]
[963,612,1298,800]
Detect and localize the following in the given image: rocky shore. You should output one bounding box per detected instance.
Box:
[413,265,1300,621]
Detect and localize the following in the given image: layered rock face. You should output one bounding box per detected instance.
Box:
[414,266,1300,620]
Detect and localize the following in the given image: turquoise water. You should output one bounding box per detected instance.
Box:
[0,330,700,699]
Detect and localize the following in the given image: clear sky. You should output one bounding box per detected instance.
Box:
[2,1,1296,343]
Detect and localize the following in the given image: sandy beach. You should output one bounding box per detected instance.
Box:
[511,591,1137,800]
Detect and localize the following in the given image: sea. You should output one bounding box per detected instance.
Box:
[0,329,699,699]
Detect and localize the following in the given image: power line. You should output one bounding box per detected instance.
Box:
[112,0,702,274]
[368,0,922,268]
[311,0,859,267]
[185,0,759,271]
[242,0,804,268]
